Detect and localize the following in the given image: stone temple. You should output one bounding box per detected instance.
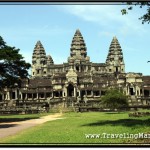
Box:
[0,29,150,111]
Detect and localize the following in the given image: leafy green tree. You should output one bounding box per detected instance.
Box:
[0,36,31,88]
[121,2,150,24]
[101,88,128,111]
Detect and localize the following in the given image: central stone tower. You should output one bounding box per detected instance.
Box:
[68,29,90,72]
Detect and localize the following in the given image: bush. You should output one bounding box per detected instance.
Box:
[101,88,128,111]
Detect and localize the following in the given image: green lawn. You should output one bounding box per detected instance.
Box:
[1,111,150,145]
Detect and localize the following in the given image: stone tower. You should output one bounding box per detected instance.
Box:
[68,29,90,72]
[47,55,54,65]
[106,37,125,74]
[32,41,47,77]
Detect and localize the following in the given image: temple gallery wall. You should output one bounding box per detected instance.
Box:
[0,29,150,110]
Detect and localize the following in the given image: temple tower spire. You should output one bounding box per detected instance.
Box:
[31,41,54,78]
[68,29,90,72]
[71,29,87,58]
[31,41,47,77]
[106,36,125,74]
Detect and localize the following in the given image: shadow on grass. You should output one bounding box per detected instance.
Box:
[82,118,150,127]
[104,112,125,114]
[0,117,39,123]
[0,124,18,128]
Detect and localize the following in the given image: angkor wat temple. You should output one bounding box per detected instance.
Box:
[0,29,150,111]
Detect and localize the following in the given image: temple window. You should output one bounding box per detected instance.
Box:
[0,94,2,101]
[12,92,16,99]
[116,67,118,73]
[28,93,32,99]
[33,93,36,99]
[87,90,91,95]
[76,66,79,71]
[54,91,59,97]
[93,91,99,96]
[60,91,62,97]
[144,90,149,97]
[130,88,135,95]
[39,93,44,98]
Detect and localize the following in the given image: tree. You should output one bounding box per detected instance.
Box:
[0,36,31,88]
[101,88,128,111]
[121,2,150,24]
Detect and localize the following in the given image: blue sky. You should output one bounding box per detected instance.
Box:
[0,3,150,75]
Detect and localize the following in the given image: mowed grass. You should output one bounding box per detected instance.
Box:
[1,111,150,144]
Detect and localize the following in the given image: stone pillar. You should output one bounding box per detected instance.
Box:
[64,87,67,97]
[91,90,93,97]
[20,93,23,100]
[138,89,140,96]
[7,92,10,100]
[74,88,76,97]
[142,89,144,96]
[26,93,28,100]
[99,90,101,96]
[136,90,139,96]
[37,93,39,99]
[2,94,4,100]
[53,92,55,98]
[135,86,137,96]
[15,90,18,100]
[59,91,60,98]
[5,94,8,100]
[79,66,81,72]
[137,87,140,96]
[126,87,128,95]
[127,86,129,95]
[52,91,54,98]
[85,90,87,97]
[87,65,88,72]
[78,90,81,97]
[63,91,65,97]
[139,89,141,96]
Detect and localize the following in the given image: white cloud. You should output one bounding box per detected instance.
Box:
[63,5,117,25]
[118,17,146,36]
[62,5,147,36]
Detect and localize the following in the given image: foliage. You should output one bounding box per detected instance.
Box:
[1,112,150,144]
[0,36,31,88]
[101,88,128,110]
[121,2,150,24]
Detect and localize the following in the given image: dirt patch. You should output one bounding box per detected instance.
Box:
[0,113,64,139]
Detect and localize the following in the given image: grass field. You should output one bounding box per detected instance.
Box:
[1,111,150,145]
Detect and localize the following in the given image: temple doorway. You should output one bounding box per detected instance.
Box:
[67,84,74,97]
[130,88,134,95]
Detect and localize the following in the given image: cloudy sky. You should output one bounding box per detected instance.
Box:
[0,3,150,75]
